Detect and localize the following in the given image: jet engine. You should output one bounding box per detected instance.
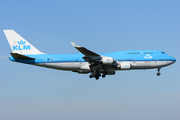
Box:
[114,62,131,70]
[101,57,114,64]
[120,63,131,69]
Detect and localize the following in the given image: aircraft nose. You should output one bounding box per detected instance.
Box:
[172,58,176,63]
[170,56,176,64]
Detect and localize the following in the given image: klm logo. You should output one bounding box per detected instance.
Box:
[74,44,78,47]
[144,54,153,59]
[13,40,30,50]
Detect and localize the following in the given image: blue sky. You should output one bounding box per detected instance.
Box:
[0,0,180,120]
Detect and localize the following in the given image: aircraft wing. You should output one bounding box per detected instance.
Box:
[71,42,115,71]
[70,42,102,62]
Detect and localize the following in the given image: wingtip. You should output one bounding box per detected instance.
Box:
[70,42,81,47]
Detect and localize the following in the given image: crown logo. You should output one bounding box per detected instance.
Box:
[74,44,78,47]
[17,40,26,45]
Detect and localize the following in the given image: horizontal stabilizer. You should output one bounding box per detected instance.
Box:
[10,53,35,60]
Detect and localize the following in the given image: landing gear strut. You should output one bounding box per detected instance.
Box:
[157,68,161,76]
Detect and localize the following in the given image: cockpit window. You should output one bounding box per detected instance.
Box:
[162,52,165,54]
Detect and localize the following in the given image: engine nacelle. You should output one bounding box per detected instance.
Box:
[115,62,131,70]
[101,57,114,64]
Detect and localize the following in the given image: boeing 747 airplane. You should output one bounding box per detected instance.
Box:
[4,30,176,80]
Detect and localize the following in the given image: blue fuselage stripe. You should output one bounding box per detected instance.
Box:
[9,50,176,64]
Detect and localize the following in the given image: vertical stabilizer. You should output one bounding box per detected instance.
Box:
[3,30,43,54]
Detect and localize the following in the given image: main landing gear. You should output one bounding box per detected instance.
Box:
[89,73,101,80]
[157,68,161,76]
[89,71,107,80]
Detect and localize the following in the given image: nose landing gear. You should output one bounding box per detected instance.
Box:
[157,68,161,76]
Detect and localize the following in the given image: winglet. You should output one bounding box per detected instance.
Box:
[70,42,81,48]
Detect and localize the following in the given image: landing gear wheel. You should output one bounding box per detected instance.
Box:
[102,69,107,78]
[89,75,93,78]
[102,74,106,78]
[157,68,161,76]
[95,76,99,80]
[95,74,100,80]
[157,73,161,76]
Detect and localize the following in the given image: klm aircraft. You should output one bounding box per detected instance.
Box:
[4,30,176,80]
